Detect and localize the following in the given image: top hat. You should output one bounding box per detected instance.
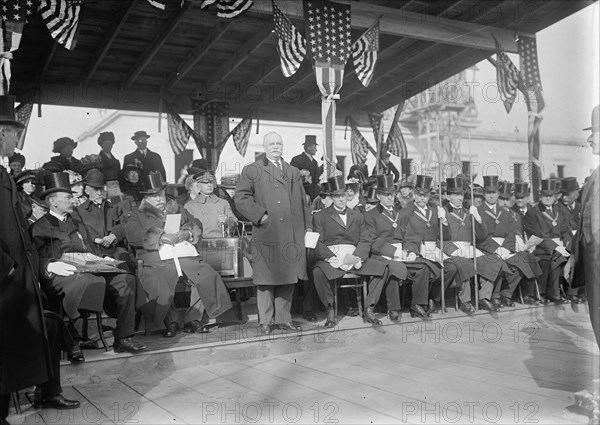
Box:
[193,169,215,183]
[375,174,396,194]
[52,137,78,154]
[220,174,239,189]
[131,130,151,141]
[97,131,115,146]
[327,175,346,195]
[445,177,465,194]
[560,177,579,194]
[498,181,513,199]
[413,175,433,195]
[83,169,105,188]
[513,182,530,198]
[366,186,379,203]
[400,158,413,178]
[513,163,523,183]
[540,179,559,196]
[104,169,119,182]
[319,182,331,197]
[15,169,36,186]
[41,172,75,200]
[483,175,500,192]
[583,104,599,131]
[550,178,562,193]
[140,172,167,194]
[303,135,318,146]
[0,95,25,128]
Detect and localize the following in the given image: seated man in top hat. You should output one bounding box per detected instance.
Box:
[122,172,232,337]
[184,169,238,238]
[557,177,581,232]
[290,135,320,202]
[477,178,542,307]
[511,183,531,220]
[364,174,430,322]
[123,131,166,180]
[50,137,82,172]
[525,179,572,304]
[30,172,147,354]
[399,175,477,315]
[311,176,387,327]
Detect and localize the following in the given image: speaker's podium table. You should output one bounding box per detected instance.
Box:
[199,237,254,321]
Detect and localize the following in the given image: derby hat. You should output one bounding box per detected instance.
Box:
[140,171,167,194]
[583,104,599,131]
[366,186,379,203]
[41,172,75,199]
[445,177,465,194]
[483,175,500,192]
[560,177,579,194]
[193,169,215,183]
[498,181,513,199]
[52,137,78,154]
[31,195,48,210]
[319,182,331,197]
[15,169,36,185]
[83,169,105,188]
[0,95,25,128]
[131,130,151,141]
[97,131,115,146]
[327,175,346,196]
[513,183,530,198]
[414,175,433,195]
[220,174,239,189]
[375,174,396,194]
[303,135,318,146]
[540,179,559,196]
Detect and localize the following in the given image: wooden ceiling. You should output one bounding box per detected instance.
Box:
[10,0,593,125]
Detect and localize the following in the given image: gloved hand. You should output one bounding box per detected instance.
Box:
[96,234,117,248]
[437,206,447,220]
[47,261,77,277]
[469,206,482,223]
[160,231,192,246]
[555,245,570,258]
[495,247,512,259]
[353,260,363,270]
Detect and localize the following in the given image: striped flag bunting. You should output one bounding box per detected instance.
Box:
[272,1,305,77]
[165,103,196,155]
[192,100,230,161]
[15,96,34,150]
[346,116,371,165]
[146,0,165,10]
[200,0,254,18]
[494,36,522,114]
[385,102,408,158]
[38,0,83,50]
[352,19,380,87]
[228,111,253,157]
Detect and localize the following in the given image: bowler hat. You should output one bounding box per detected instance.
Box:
[97,131,115,146]
[52,137,78,154]
[15,169,36,185]
[0,95,25,128]
[498,181,513,199]
[445,177,465,194]
[483,175,500,192]
[193,169,215,183]
[375,174,396,194]
[220,174,239,189]
[131,130,151,141]
[366,186,379,203]
[303,135,318,146]
[560,177,579,194]
[540,179,559,196]
[83,169,105,188]
[514,183,530,198]
[583,104,599,131]
[41,172,75,200]
[327,175,346,196]
[414,175,433,195]
[140,172,167,194]
[31,195,48,210]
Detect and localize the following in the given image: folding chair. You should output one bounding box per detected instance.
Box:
[332,273,367,323]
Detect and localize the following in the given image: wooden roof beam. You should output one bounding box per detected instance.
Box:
[82,0,137,85]
[37,40,58,83]
[161,21,233,94]
[206,27,274,93]
[122,1,194,89]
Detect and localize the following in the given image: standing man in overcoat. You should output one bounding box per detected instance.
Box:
[290,135,320,202]
[123,131,166,180]
[235,132,310,334]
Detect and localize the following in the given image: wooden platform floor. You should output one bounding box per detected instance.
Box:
[7,302,599,424]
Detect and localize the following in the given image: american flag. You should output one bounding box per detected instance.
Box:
[166,103,195,155]
[229,111,253,157]
[15,97,33,150]
[1,0,36,93]
[38,0,83,51]
[494,37,522,114]
[518,35,545,113]
[200,0,253,18]
[346,116,370,165]
[193,101,230,161]
[352,19,379,87]
[146,0,165,10]
[386,102,408,158]
[272,2,305,78]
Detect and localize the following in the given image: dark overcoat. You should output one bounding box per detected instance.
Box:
[234,157,310,285]
[290,152,320,201]
[0,166,51,394]
[123,149,166,180]
[74,199,128,258]
[49,154,83,172]
[99,151,121,174]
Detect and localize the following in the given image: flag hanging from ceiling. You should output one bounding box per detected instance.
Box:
[165,103,197,155]
[352,19,379,87]
[192,101,230,162]
[146,0,165,10]
[272,2,305,77]
[385,102,408,158]
[346,116,371,165]
[304,0,351,178]
[200,0,254,18]
[494,36,522,114]
[15,96,34,150]
[38,0,83,51]
[229,111,253,157]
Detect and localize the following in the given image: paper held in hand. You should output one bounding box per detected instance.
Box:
[327,244,360,269]
[305,231,320,249]
[452,241,485,259]
[420,241,449,264]
[515,235,544,253]
[59,252,126,273]
[159,241,198,260]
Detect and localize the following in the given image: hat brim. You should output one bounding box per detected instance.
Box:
[414,188,431,196]
[0,119,25,129]
[483,186,499,192]
[446,189,465,194]
[540,190,556,196]
[83,181,105,189]
[330,189,346,196]
[376,187,396,195]
[131,135,150,141]
[40,188,76,200]
[140,184,168,195]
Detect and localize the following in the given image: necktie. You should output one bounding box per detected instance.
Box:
[274,161,282,176]
[336,209,346,216]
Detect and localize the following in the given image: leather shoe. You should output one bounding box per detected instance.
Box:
[491,298,503,309]
[363,306,382,325]
[410,304,433,320]
[522,295,538,305]
[34,395,80,410]
[277,322,302,331]
[302,311,317,322]
[387,310,401,322]
[163,322,180,338]
[324,306,336,328]
[479,299,499,312]
[579,293,588,302]
[428,299,440,314]
[113,338,147,354]
[459,302,476,315]
[346,306,360,317]
[500,296,515,307]
[183,320,210,333]
[259,324,272,335]
[546,295,569,304]
[566,295,583,304]
[66,345,85,363]
[78,339,98,349]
